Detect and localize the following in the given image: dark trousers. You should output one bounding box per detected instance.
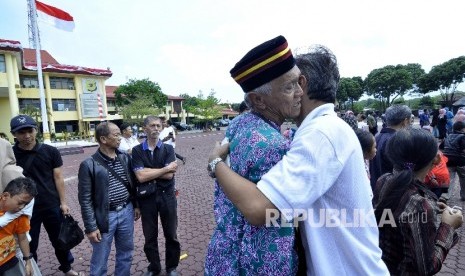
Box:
[175,153,185,161]
[30,206,74,273]
[139,187,180,273]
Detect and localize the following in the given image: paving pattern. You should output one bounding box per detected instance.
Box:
[34,129,465,275]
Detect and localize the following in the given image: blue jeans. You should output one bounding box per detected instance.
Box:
[30,206,74,273]
[90,202,135,276]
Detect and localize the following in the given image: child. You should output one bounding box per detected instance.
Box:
[355,129,377,179]
[424,151,450,199]
[0,177,37,276]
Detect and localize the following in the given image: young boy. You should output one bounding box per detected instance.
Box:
[0,177,37,276]
[425,151,450,199]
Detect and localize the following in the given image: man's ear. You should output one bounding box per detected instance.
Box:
[1,192,10,200]
[247,92,266,110]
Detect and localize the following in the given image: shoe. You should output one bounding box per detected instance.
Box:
[143,269,161,276]
[65,270,85,276]
[181,157,186,165]
[167,270,178,276]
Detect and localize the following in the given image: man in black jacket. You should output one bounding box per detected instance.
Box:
[78,122,140,276]
[132,116,179,276]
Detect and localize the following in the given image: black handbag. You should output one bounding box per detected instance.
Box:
[57,215,84,251]
[136,181,157,198]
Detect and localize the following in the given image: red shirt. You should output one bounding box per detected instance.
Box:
[425,152,450,188]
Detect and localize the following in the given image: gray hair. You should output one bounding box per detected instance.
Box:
[295,45,339,103]
[243,82,272,109]
[143,116,161,126]
[385,105,412,127]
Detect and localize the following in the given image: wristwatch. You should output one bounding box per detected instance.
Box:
[23,253,33,261]
[208,157,223,178]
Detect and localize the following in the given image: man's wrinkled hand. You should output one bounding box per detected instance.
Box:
[208,141,230,163]
[166,161,178,172]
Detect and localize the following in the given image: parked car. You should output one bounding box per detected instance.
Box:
[173,122,192,131]
[219,119,230,126]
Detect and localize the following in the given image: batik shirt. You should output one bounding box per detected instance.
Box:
[205,112,298,275]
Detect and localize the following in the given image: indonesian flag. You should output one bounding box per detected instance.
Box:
[35,1,75,32]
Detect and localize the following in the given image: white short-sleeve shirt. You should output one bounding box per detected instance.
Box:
[257,103,389,275]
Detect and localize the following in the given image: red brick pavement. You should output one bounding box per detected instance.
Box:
[34,129,465,275]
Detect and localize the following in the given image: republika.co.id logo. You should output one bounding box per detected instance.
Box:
[265,208,428,228]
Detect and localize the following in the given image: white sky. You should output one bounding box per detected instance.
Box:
[1,0,464,103]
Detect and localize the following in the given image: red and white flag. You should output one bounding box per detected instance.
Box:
[35,1,75,32]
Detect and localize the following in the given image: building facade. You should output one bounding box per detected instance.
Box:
[0,39,112,141]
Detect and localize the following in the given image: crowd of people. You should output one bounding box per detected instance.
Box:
[0,34,464,276]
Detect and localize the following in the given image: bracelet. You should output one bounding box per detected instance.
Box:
[23,253,33,261]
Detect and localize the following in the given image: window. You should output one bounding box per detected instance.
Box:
[18,99,41,110]
[49,77,75,90]
[107,100,116,107]
[52,99,76,111]
[20,75,39,88]
[0,54,5,73]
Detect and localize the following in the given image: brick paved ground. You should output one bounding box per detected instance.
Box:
[34,129,465,275]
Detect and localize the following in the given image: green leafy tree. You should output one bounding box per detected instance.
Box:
[418,56,465,108]
[120,94,161,124]
[191,90,222,125]
[338,77,363,110]
[114,78,167,108]
[365,65,414,111]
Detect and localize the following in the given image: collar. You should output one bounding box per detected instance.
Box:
[380,127,396,134]
[142,139,162,151]
[250,111,281,132]
[97,149,117,161]
[14,139,41,152]
[300,103,335,126]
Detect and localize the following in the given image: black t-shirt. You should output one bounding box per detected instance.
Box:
[13,141,63,211]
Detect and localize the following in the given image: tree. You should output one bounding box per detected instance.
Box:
[120,94,162,124]
[418,56,465,108]
[114,78,167,108]
[190,90,222,126]
[337,77,363,110]
[364,65,414,111]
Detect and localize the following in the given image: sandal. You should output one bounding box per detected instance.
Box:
[65,270,85,276]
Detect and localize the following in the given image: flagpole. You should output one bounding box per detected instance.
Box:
[29,0,51,143]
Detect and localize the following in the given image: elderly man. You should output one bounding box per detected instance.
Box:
[369,105,412,188]
[205,35,303,275]
[208,46,389,275]
[132,116,179,276]
[78,122,140,276]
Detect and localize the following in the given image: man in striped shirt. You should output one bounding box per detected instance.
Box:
[78,122,140,276]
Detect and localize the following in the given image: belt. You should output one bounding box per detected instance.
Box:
[109,199,130,212]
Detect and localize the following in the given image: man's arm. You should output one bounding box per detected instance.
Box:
[53,167,69,215]
[1,139,23,190]
[78,160,101,242]
[134,162,177,183]
[210,142,276,225]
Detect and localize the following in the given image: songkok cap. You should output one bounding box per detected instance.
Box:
[10,114,37,133]
[230,35,296,93]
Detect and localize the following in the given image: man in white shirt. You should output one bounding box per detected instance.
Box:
[118,123,140,155]
[208,46,389,275]
[159,119,186,164]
